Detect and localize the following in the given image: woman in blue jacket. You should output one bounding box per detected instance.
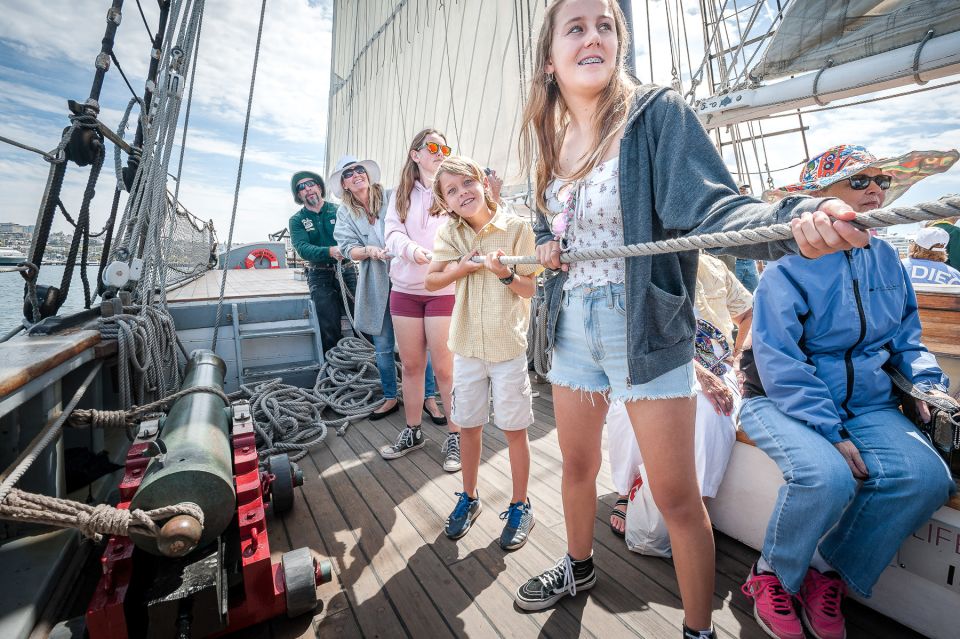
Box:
[740,145,957,639]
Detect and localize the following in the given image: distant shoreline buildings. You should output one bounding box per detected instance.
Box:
[0,221,105,264]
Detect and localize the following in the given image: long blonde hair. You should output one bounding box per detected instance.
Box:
[396,128,446,223]
[520,0,638,212]
[342,182,384,219]
[430,156,499,221]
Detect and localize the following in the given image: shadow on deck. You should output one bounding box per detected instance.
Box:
[241,380,921,639]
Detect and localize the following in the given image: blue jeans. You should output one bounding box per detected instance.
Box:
[734,258,759,292]
[548,282,696,401]
[739,397,955,596]
[371,307,437,400]
[307,263,357,356]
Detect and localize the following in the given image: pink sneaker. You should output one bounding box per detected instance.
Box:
[799,568,847,639]
[741,565,804,639]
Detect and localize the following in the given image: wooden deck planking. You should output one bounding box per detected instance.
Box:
[166,269,309,303]
[250,379,925,639]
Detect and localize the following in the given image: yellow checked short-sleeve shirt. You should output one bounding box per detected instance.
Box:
[432,209,543,362]
[694,253,753,344]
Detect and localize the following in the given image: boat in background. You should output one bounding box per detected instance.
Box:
[0,248,26,266]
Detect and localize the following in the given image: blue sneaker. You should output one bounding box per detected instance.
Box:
[445,491,481,539]
[499,500,535,551]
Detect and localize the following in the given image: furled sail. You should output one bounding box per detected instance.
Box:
[325,0,543,191]
[753,0,960,81]
[696,0,960,129]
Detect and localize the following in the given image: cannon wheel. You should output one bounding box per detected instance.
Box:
[282,548,318,617]
[269,454,295,514]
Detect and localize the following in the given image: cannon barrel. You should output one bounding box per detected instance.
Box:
[129,350,235,556]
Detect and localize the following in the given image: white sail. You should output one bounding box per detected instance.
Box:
[325,0,543,191]
[753,0,960,81]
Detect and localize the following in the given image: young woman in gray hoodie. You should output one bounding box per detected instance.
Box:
[512,2,870,637]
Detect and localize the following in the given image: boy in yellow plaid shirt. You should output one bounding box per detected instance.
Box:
[425,156,543,550]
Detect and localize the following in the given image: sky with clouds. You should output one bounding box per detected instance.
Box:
[1,0,958,245]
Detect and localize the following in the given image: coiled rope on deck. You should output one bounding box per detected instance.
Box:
[239,335,384,462]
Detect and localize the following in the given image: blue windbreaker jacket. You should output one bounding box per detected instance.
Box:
[751,238,948,443]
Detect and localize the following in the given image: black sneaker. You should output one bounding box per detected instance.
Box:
[682,625,717,639]
[379,426,425,460]
[515,555,596,611]
[499,500,535,551]
[445,491,482,539]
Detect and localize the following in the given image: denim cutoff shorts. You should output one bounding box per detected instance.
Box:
[548,282,697,402]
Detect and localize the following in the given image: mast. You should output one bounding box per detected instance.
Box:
[325,0,339,176]
[615,0,636,77]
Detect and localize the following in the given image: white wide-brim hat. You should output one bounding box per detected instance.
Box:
[328,155,381,199]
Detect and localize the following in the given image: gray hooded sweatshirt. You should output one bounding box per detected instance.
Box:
[534,86,829,385]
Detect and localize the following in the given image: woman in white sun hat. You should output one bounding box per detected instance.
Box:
[902,226,960,286]
[331,155,443,422]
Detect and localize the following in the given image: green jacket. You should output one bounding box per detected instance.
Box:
[933,221,960,271]
[289,202,338,265]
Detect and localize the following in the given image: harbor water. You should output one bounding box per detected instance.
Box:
[0,265,93,334]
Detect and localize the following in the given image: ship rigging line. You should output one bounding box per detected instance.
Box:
[211,0,268,352]
[159,2,205,304]
[0,134,60,162]
[134,0,156,40]
[109,52,142,103]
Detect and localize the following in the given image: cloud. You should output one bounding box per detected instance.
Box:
[1,0,333,241]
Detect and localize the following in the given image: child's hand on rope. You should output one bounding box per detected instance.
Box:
[483,249,511,278]
[457,250,483,276]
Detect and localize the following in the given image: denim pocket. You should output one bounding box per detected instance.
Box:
[643,283,693,350]
[613,292,627,316]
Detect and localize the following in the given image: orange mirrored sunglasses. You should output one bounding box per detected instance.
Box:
[418,141,452,157]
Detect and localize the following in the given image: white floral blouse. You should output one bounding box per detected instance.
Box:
[546,156,625,290]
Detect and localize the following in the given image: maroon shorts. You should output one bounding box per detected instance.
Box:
[389,291,455,318]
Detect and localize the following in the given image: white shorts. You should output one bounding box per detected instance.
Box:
[451,353,533,431]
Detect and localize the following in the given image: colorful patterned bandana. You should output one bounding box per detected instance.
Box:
[695,319,731,377]
[762,145,959,207]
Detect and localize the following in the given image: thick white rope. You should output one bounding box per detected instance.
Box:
[477,196,960,265]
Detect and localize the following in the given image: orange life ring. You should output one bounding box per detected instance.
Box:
[244,248,280,269]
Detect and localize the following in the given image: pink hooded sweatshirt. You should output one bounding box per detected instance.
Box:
[384,181,455,296]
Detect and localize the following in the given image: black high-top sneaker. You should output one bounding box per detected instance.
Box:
[379,425,425,459]
[515,554,596,611]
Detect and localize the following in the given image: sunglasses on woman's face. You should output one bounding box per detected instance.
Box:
[847,174,892,190]
[418,141,452,157]
[341,165,367,180]
[296,179,317,192]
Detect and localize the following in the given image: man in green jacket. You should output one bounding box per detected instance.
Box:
[932,217,960,271]
[288,170,357,356]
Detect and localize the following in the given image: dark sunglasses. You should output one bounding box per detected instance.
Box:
[847,174,891,190]
[341,165,367,180]
[418,141,452,157]
[295,179,318,192]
